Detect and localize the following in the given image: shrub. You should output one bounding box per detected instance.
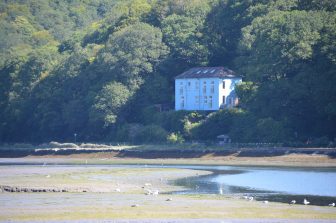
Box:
[134,124,168,143]
[254,118,287,143]
[115,123,144,142]
[153,110,190,132]
[191,109,242,140]
[167,132,185,144]
[229,112,257,142]
[140,106,159,124]
[311,136,330,147]
[230,115,290,143]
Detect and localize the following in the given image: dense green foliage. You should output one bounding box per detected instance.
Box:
[0,0,335,145]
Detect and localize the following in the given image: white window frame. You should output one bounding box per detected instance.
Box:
[195,81,199,90]
[210,81,214,93]
[181,96,185,108]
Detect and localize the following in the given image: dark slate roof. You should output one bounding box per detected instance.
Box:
[175,67,240,79]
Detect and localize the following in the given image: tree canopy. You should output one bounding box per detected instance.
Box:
[0,0,335,145]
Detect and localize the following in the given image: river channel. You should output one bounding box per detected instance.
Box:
[170,165,336,206]
[1,163,335,206]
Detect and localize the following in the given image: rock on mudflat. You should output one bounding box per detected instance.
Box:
[0,185,71,193]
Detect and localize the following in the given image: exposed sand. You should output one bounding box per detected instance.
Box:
[1,151,336,167]
[0,162,336,222]
[0,165,210,193]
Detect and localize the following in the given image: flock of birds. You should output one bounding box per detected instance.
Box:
[41,162,335,208]
[115,182,175,207]
[242,195,335,207]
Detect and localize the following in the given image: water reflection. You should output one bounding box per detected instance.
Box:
[173,166,336,206]
[1,162,335,206]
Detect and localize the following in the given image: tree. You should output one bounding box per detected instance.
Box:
[237,9,336,139]
[204,0,264,66]
[97,22,168,86]
[161,14,209,66]
[239,10,324,81]
[90,82,132,127]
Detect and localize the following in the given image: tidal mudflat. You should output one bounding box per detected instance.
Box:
[0,162,336,222]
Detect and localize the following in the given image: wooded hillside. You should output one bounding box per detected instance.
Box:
[0,0,335,145]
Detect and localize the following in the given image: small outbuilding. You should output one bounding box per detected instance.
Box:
[217,134,231,145]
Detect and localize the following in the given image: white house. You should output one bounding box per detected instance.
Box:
[175,67,242,111]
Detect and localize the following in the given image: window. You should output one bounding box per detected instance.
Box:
[222,80,226,89]
[210,81,214,93]
[195,81,199,90]
[222,95,226,104]
[204,96,207,104]
[181,96,185,108]
[209,96,213,108]
[195,96,199,104]
[203,81,206,94]
[188,81,191,87]
[179,87,183,95]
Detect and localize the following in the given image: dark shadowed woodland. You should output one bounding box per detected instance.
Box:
[0,0,335,145]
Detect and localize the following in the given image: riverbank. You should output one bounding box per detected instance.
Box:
[1,144,336,221]
[0,164,336,222]
[1,152,336,167]
[0,143,336,167]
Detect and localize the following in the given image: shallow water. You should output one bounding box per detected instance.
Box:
[0,163,335,206]
[171,165,336,206]
[212,168,336,196]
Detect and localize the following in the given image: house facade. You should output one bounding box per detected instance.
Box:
[175,67,242,111]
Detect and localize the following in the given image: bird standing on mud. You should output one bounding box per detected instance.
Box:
[303,199,310,205]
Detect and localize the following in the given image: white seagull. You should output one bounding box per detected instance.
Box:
[303,199,310,205]
[290,200,296,205]
[328,203,335,207]
[144,189,152,195]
